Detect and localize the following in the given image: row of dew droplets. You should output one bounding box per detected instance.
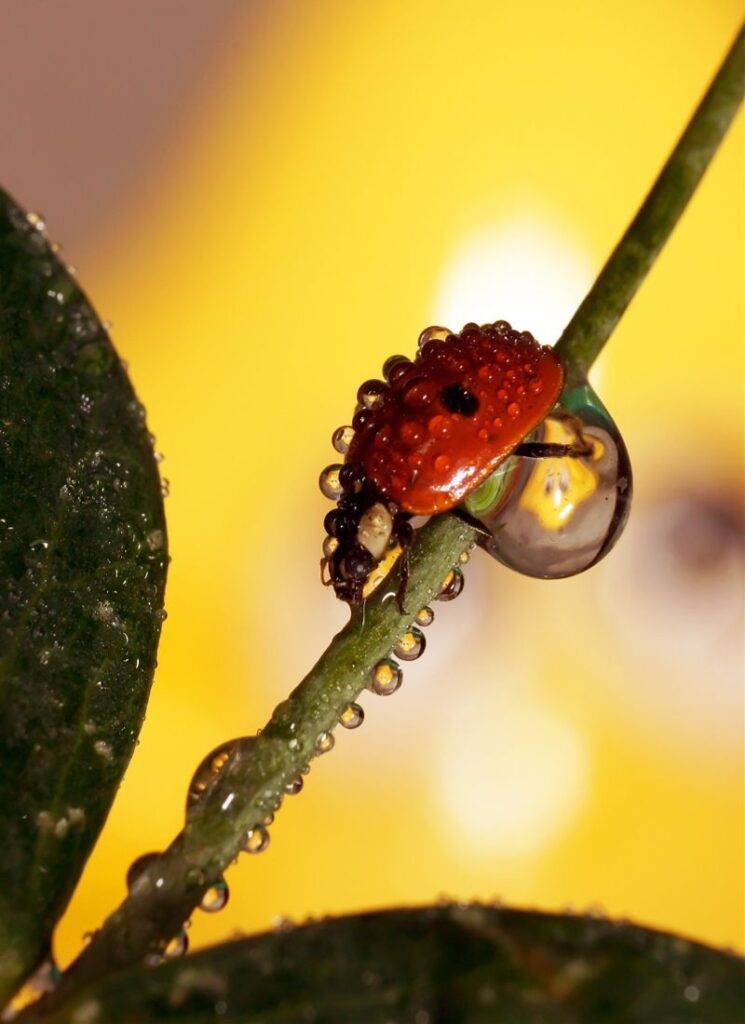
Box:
[368,551,467,696]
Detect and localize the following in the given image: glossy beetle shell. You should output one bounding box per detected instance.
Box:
[346,322,564,515]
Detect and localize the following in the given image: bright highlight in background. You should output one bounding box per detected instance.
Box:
[432,214,592,342]
[436,690,589,857]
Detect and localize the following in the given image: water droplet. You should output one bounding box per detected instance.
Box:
[418,325,451,349]
[322,535,339,558]
[382,354,410,381]
[160,478,170,498]
[243,826,270,854]
[357,379,387,409]
[415,606,434,627]
[200,878,229,912]
[340,702,364,729]
[285,776,304,795]
[370,658,402,695]
[319,464,343,500]
[437,567,464,601]
[164,930,189,959]
[458,549,471,565]
[393,627,426,661]
[126,852,159,892]
[332,424,355,454]
[467,382,632,578]
[186,739,244,813]
[315,731,335,755]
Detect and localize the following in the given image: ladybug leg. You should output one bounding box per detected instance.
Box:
[395,547,411,614]
[392,514,414,614]
[450,506,493,539]
[515,441,592,459]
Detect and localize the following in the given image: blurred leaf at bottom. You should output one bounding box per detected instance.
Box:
[35,905,745,1023]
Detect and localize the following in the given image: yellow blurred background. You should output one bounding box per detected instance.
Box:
[4,0,742,966]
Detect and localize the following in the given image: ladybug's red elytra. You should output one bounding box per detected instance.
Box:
[320,321,566,606]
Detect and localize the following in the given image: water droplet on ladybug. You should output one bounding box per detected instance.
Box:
[322,535,339,559]
[393,627,426,661]
[418,325,451,349]
[357,380,387,409]
[243,826,270,854]
[332,425,355,454]
[437,567,465,601]
[466,382,632,577]
[315,731,335,755]
[370,658,402,695]
[319,464,344,500]
[415,606,435,627]
[383,354,411,383]
[200,879,229,913]
[340,702,364,729]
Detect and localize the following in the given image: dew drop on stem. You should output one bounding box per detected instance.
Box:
[199,878,229,913]
[370,658,402,696]
[243,826,270,854]
[339,702,364,729]
[393,627,426,661]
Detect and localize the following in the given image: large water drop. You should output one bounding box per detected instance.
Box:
[466,382,632,577]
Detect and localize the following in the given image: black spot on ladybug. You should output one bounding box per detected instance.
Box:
[440,383,479,416]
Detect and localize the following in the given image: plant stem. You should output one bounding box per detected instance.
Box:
[24,25,744,1019]
[554,24,745,383]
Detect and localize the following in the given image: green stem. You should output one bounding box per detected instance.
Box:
[555,23,745,383]
[23,25,744,1020]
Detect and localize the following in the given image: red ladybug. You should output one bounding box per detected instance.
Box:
[320,321,565,606]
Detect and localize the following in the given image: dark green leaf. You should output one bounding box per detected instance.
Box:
[32,905,745,1023]
[0,190,168,1002]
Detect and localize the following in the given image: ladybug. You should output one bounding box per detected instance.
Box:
[320,321,572,607]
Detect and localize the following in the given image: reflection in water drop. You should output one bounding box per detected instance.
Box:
[467,382,632,577]
[393,627,426,661]
[165,930,189,959]
[315,731,335,755]
[437,566,464,601]
[332,425,355,454]
[200,879,229,913]
[185,741,234,812]
[285,776,304,795]
[243,826,270,854]
[415,605,435,628]
[370,658,402,695]
[319,464,344,500]
[126,851,159,893]
[340,702,364,729]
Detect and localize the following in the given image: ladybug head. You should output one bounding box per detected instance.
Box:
[321,466,403,604]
